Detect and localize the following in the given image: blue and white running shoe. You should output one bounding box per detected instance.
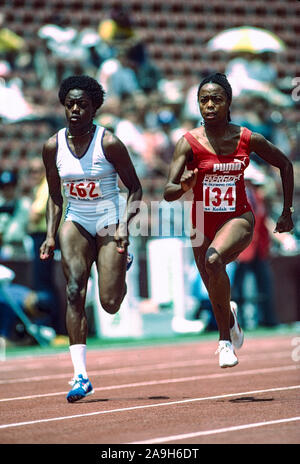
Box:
[66,374,94,403]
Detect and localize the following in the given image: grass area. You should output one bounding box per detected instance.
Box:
[1,322,299,360]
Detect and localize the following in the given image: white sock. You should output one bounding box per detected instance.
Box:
[69,344,88,379]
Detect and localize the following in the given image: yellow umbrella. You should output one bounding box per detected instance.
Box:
[207,26,286,53]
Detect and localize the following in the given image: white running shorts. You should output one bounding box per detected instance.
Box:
[64,194,126,237]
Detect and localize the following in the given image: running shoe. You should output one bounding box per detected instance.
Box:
[230,301,244,350]
[66,374,94,403]
[216,340,238,368]
[127,252,133,271]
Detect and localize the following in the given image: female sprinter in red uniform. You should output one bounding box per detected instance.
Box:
[164,73,294,368]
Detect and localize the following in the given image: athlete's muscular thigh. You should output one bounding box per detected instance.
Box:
[59,221,96,283]
[209,212,254,265]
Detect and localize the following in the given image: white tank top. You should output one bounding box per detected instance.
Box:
[56,125,120,213]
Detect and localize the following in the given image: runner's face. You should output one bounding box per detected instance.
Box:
[65,89,95,130]
[198,83,229,124]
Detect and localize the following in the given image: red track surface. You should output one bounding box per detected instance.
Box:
[0,334,299,445]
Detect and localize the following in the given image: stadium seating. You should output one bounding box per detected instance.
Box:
[2,0,298,77]
[0,0,299,165]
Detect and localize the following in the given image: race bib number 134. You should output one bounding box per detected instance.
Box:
[203,180,236,212]
[64,179,102,200]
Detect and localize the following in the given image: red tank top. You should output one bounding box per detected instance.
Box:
[184,127,252,215]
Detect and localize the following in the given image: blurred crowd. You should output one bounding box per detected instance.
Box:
[0,6,299,344]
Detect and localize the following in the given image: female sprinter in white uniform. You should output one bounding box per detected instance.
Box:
[40,76,142,402]
[56,123,125,236]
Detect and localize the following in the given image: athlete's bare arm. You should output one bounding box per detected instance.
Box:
[164,136,197,201]
[40,135,64,260]
[249,132,294,233]
[103,130,142,252]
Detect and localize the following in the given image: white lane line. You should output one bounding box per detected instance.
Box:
[0,358,219,384]
[0,350,293,385]
[0,365,298,403]
[130,416,300,444]
[0,364,298,403]
[0,360,224,383]
[0,338,293,365]
[0,385,299,431]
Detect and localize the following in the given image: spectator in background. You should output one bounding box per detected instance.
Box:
[0,280,56,345]
[225,51,293,114]
[37,15,91,89]
[97,6,159,94]
[98,7,135,42]
[96,47,140,99]
[0,170,31,259]
[0,75,34,123]
[225,52,277,97]
[115,97,149,178]
[0,12,26,72]
[98,6,146,65]
[233,94,274,143]
[144,108,178,178]
[27,157,48,249]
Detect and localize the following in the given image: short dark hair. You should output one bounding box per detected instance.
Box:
[197,73,232,102]
[197,73,232,121]
[58,75,105,110]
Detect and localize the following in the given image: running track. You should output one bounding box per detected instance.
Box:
[0,334,299,445]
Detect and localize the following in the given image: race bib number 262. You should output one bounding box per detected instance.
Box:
[64,179,102,200]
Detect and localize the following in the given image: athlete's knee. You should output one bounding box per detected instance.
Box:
[205,247,224,275]
[101,297,121,314]
[66,278,85,306]
[100,285,127,314]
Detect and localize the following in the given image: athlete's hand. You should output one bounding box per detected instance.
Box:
[115,223,129,254]
[274,213,294,234]
[180,168,198,192]
[40,237,55,260]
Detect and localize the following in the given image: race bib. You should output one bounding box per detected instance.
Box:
[64,179,102,201]
[203,178,236,212]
